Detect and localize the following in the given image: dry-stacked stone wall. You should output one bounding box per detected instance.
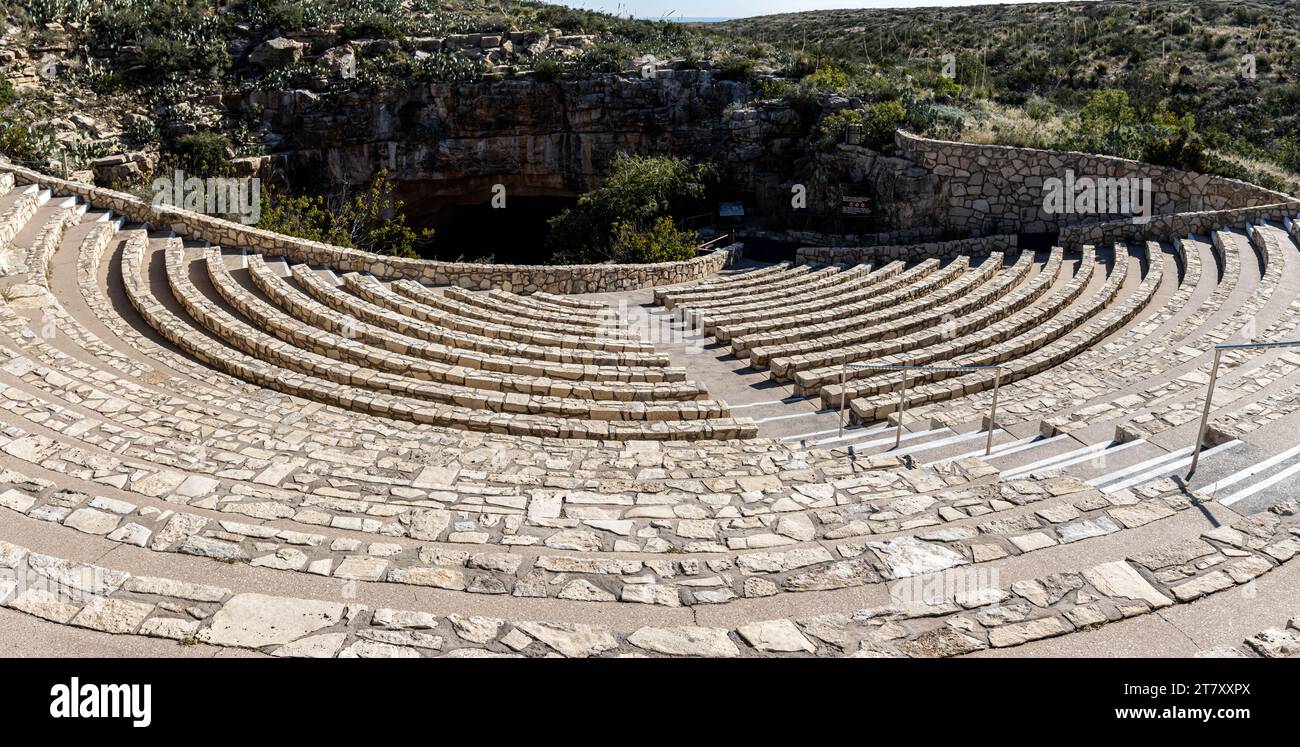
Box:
[894,130,1293,236]
[0,162,740,294]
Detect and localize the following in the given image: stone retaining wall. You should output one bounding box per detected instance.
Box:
[895,130,1292,235]
[1058,201,1300,248]
[0,162,740,294]
[796,233,1016,264]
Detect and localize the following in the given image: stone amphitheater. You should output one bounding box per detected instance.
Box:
[2,132,1300,660]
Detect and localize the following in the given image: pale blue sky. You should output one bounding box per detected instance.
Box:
[549,1,1050,21]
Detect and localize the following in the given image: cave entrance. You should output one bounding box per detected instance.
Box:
[416,195,578,264]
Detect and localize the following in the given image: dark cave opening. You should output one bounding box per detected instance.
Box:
[409,194,579,264]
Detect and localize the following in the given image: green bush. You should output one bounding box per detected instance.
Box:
[817,100,906,151]
[803,64,850,93]
[258,170,432,259]
[168,132,233,178]
[610,216,698,263]
[546,153,714,264]
[717,55,756,82]
[0,120,57,166]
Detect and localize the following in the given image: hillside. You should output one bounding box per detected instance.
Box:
[716,0,1300,191]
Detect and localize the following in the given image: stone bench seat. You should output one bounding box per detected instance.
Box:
[825,247,1111,405]
[292,262,670,367]
[529,290,608,312]
[672,264,858,321]
[750,253,1013,374]
[694,262,903,338]
[177,244,729,422]
[776,249,1047,387]
[120,234,754,441]
[348,274,654,353]
[1040,228,1286,437]
[248,254,686,385]
[395,278,635,339]
[445,287,611,328]
[803,250,1072,402]
[727,258,944,359]
[849,246,1160,423]
[206,249,709,405]
[654,262,798,307]
[739,257,965,363]
[906,238,1211,429]
[656,263,821,309]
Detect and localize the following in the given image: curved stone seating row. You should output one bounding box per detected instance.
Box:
[80,227,821,487]
[353,274,650,353]
[850,244,1161,423]
[722,258,941,362]
[529,290,607,312]
[756,252,1013,379]
[782,248,1048,391]
[929,227,1262,435]
[180,243,730,422]
[289,262,667,368]
[819,247,1097,405]
[909,237,1211,429]
[673,263,856,321]
[119,233,754,440]
[393,278,632,339]
[1050,226,1292,438]
[660,264,828,311]
[654,261,801,308]
[0,444,1223,609]
[742,257,964,363]
[704,262,903,340]
[0,184,46,248]
[443,287,609,328]
[2,496,1294,656]
[246,255,681,385]
[206,248,708,404]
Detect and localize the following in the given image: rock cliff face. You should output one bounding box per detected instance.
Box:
[238,71,944,237]
[241,72,750,217]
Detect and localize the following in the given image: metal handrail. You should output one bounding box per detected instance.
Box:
[1189,338,1300,476]
[834,362,1007,455]
[696,231,736,252]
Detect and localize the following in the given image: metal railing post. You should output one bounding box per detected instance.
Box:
[837,362,848,439]
[985,366,1002,456]
[1188,348,1223,478]
[894,368,910,450]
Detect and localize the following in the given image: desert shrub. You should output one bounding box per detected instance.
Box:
[258,170,432,259]
[0,120,58,166]
[862,100,906,149]
[168,131,233,178]
[803,64,850,92]
[546,153,713,264]
[609,216,698,263]
[717,55,756,82]
[757,78,790,100]
[531,53,565,82]
[1057,88,1139,157]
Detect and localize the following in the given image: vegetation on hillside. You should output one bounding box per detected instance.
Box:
[546,153,714,264]
[717,0,1300,192]
[257,170,433,259]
